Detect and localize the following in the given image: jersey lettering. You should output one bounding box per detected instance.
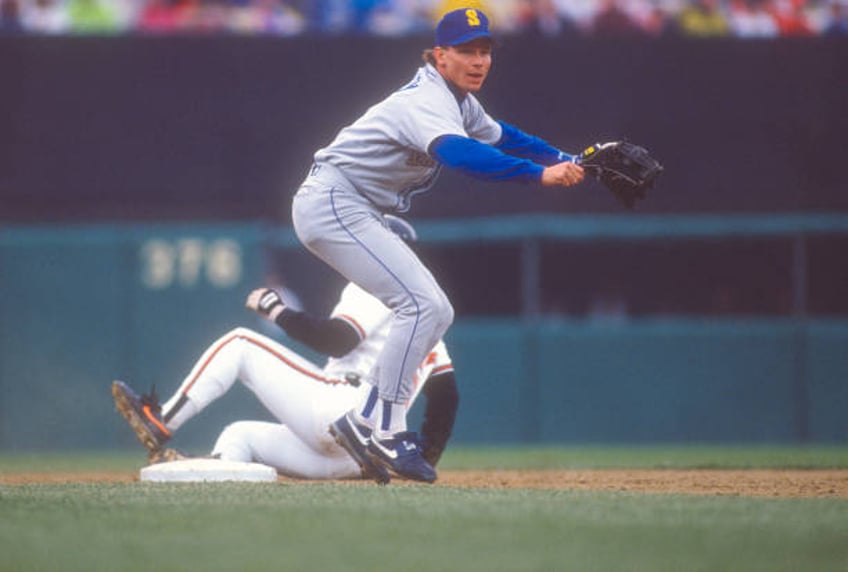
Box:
[466,9,481,27]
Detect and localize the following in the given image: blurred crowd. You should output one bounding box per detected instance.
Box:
[1,0,847,37]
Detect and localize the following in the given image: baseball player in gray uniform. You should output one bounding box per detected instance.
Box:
[111,216,459,483]
[291,7,584,483]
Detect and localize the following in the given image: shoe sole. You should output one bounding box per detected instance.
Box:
[366,442,437,484]
[111,381,165,453]
[366,452,437,483]
[329,422,390,485]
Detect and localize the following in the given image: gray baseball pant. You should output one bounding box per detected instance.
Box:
[291,164,454,404]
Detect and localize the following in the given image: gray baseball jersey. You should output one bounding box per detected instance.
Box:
[313,63,502,212]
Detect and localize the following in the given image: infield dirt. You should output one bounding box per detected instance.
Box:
[2,469,847,498]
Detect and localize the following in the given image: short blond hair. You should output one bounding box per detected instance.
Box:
[422,48,437,65]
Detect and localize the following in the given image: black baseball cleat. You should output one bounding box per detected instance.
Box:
[111,380,171,453]
[367,431,437,483]
[329,410,391,485]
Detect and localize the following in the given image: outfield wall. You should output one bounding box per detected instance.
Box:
[1,219,846,451]
[1,36,847,221]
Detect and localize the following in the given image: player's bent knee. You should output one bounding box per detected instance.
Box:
[395,288,454,339]
[414,292,452,330]
[440,295,455,328]
[211,421,256,463]
[435,303,454,337]
[428,290,454,335]
[228,326,256,340]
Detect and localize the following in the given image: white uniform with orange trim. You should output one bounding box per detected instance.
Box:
[159,283,452,479]
[325,283,452,401]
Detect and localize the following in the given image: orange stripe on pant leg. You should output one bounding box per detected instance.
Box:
[180,333,242,395]
[180,332,348,398]
[241,335,345,385]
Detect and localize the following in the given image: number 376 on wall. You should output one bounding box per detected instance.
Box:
[140,238,242,290]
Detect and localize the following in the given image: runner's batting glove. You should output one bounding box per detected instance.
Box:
[246,288,286,321]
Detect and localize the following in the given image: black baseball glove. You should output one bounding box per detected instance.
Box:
[578,141,663,209]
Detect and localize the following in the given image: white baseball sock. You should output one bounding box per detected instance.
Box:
[373,399,407,439]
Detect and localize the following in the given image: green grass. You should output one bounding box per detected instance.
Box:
[1,446,848,572]
[0,451,141,472]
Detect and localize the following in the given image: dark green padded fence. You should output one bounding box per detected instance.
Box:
[1,216,846,450]
[447,319,848,444]
[0,224,267,451]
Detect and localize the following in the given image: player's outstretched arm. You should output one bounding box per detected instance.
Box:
[429,134,583,188]
[246,288,360,357]
[494,121,575,165]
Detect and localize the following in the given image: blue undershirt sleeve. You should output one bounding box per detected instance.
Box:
[494,121,574,166]
[428,134,544,183]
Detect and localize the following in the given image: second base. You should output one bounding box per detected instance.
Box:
[140,458,277,483]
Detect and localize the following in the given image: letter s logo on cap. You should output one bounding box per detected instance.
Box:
[465,9,481,27]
